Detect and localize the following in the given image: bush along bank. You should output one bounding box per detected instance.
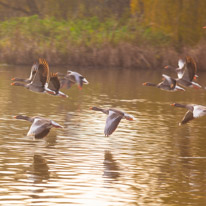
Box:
[0,15,206,70]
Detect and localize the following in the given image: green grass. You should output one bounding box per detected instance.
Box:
[0,15,172,50]
[0,15,176,66]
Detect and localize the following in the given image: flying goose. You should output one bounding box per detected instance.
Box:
[142,74,185,92]
[14,115,63,139]
[11,58,55,95]
[165,57,200,88]
[176,57,201,88]
[164,59,186,79]
[171,103,206,125]
[59,70,89,90]
[165,57,198,80]
[90,107,134,137]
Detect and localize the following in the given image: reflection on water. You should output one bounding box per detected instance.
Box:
[1,65,206,205]
[30,154,50,184]
[103,150,120,181]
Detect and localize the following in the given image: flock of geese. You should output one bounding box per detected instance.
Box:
[143,56,206,126]
[11,58,134,138]
[11,56,206,139]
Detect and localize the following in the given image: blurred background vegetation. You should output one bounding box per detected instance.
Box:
[0,0,206,69]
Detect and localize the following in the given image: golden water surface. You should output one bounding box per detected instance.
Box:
[1,65,206,206]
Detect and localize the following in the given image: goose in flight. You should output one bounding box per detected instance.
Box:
[176,57,201,88]
[165,57,200,88]
[142,74,185,91]
[171,103,206,125]
[11,58,55,95]
[164,59,186,79]
[14,115,63,139]
[90,107,134,137]
[59,70,89,90]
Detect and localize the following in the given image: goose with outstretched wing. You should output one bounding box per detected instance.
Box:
[11,58,55,94]
[143,74,185,92]
[14,115,63,139]
[90,107,134,137]
[59,70,89,90]
[171,103,206,125]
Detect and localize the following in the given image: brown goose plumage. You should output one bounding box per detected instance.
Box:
[143,74,185,92]
[11,58,55,95]
[165,57,201,88]
[48,72,68,98]
[171,103,206,125]
[59,70,89,90]
[14,115,63,139]
[90,107,134,137]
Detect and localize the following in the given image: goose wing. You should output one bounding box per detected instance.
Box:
[48,73,60,93]
[181,57,196,82]
[180,111,194,125]
[193,105,206,118]
[28,62,38,82]
[104,110,123,136]
[71,72,83,89]
[177,59,185,79]
[178,59,185,70]
[30,58,49,87]
[60,77,75,89]
[162,74,176,89]
[27,118,51,137]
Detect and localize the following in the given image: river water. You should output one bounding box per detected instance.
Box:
[1,65,206,206]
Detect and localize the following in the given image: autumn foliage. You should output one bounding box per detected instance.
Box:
[0,0,206,69]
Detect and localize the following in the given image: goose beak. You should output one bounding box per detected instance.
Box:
[13,116,17,119]
[11,78,15,81]
[142,82,146,86]
[170,103,175,106]
[11,82,15,86]
[164,65,169,69]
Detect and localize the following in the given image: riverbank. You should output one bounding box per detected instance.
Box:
[0,15,206,70]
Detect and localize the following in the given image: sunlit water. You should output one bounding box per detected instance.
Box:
[1,65,206,206]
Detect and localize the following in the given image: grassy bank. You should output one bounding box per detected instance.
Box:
[0,15,206,70]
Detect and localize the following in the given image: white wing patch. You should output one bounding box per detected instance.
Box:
[27,118,51,136]
[193,106,206,118]
[178,59,185,69]
[27,118,42,136]
[162,74,172,85]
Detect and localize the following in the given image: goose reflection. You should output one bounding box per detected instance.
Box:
[103,150,120,180]
[29,154,50,184]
